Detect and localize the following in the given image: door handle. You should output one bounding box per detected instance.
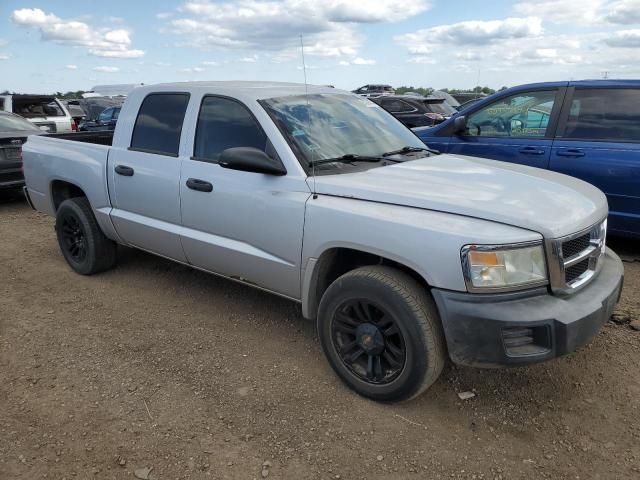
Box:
[186,178,213,193]
[115,165,134,176]
[518,146,545,155]
[556,149,585,157]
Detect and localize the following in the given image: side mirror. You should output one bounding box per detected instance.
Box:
[453,115,467,134]
[219,147,287,176]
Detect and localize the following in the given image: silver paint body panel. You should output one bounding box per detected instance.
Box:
[22,81,610,316]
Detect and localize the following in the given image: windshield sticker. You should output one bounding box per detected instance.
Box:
[291,129,306,137]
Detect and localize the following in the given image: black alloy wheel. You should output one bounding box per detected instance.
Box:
[60,213,88,262]
[331,298,406,384]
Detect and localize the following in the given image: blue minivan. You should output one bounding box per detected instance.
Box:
[415,80,640,237]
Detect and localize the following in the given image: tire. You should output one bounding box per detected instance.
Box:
[55,197,117,275]
[317,265,446,402]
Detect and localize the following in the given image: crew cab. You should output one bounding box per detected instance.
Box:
[22,82,623,402]
[415,80,640,238]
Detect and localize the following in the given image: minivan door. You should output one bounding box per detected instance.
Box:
[551,87,640,236]
[447,89,564,169]
[108,92,190,261]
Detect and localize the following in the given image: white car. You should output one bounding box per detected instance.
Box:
[0,94,76,133]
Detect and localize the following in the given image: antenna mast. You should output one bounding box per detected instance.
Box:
[300,34,316,194]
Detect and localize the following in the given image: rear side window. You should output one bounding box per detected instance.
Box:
[381,99,415,113]
[562,88,640,142]
[130,93,190,156]
[193,96,267,162]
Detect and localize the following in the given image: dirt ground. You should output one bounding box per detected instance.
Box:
[1,190,639,480]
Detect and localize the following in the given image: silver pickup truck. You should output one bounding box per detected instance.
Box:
[23,82,624,402]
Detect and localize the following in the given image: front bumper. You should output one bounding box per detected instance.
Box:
[0,167,25,190]
[432,249,624,367]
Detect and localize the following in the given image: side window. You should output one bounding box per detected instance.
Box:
[99,108,113,123]
[381,99,414,113]
[130,93,190,156]
[562,88,640,142]
[112,108,120,120]
[466,90,557,138]
[194,96,267,163]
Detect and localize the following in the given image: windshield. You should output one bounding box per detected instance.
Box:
[0,113,40,132]
[261,93,425,173]
[425,100,456,116]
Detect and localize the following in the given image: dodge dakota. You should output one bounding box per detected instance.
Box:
[22,82,624,401]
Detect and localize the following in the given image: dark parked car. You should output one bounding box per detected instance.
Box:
[370,95,457,128]
[79,106,121,131]
[0,111,42,190]
[352,84,395,97]
[415,79,640,237]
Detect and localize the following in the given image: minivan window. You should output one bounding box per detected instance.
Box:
[562,88,640,142]
[193,96,267,162]
[466,90,556,138]
[130,93,190,156]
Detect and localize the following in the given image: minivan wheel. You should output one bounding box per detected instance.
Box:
[55,197,117,275]
[317,266,446,402]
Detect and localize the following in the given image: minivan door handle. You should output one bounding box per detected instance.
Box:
[186,178,213,193]
[556,149,585,157]
[115,165,134,176]
[518,146,545,155]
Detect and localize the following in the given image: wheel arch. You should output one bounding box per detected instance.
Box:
[50,179,87,212]
[301,246,432,320]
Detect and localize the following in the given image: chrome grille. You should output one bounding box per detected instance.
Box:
[546,219,607,294]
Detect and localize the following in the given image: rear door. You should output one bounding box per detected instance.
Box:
[551,87,640,236]
[447,88,564,169]
[379,98,429,128]
[108,92,190,261]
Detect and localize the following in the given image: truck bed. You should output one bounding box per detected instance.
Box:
[47,131,114,146]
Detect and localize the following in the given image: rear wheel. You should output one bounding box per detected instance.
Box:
[317,266,446,402]
[55,197,117,275]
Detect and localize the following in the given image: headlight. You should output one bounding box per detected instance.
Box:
[461,243,547,292]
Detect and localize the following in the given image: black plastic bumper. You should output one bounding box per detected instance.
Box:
[432,250,624,368]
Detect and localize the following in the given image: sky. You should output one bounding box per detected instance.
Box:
[1,0,639,94]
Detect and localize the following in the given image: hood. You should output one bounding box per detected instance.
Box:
[312,154,607,239]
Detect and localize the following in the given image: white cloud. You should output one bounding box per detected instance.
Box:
[240,55,258,63]
[156,12,174,19]
[396,17,543,52]
[11,8,144,59]
[154,61,172,66]
[0,39,7,48]
[605,0,640,24]
[93,66,120,72]
[180,66,205,73]
[605,29,640,47]
[0,54,9,60]
[407,56,436,64]
[514,0,605,24]
[165,0,429,60]
[352,57,376,65]
[65,64,78,70]
[202,60,219,66]
[338,60,350,66]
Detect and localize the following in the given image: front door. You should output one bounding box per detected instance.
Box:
[551,87,640,236]
[108,92,190,261]
[179,95,309,299]
[447,89,563,169]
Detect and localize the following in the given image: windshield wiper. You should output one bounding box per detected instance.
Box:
[381,146,440,157]
[308,153,400,168]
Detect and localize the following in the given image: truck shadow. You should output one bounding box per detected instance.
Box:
[0,189,26,206]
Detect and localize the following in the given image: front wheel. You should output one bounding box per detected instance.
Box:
[55,197,117,275]
[317,266,446,402]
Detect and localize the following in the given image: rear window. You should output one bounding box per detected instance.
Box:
[562,88,640,142]
[0,113,40,132]
[424,100,456,116]
[130,93,190,156]
[13,97,65,118]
